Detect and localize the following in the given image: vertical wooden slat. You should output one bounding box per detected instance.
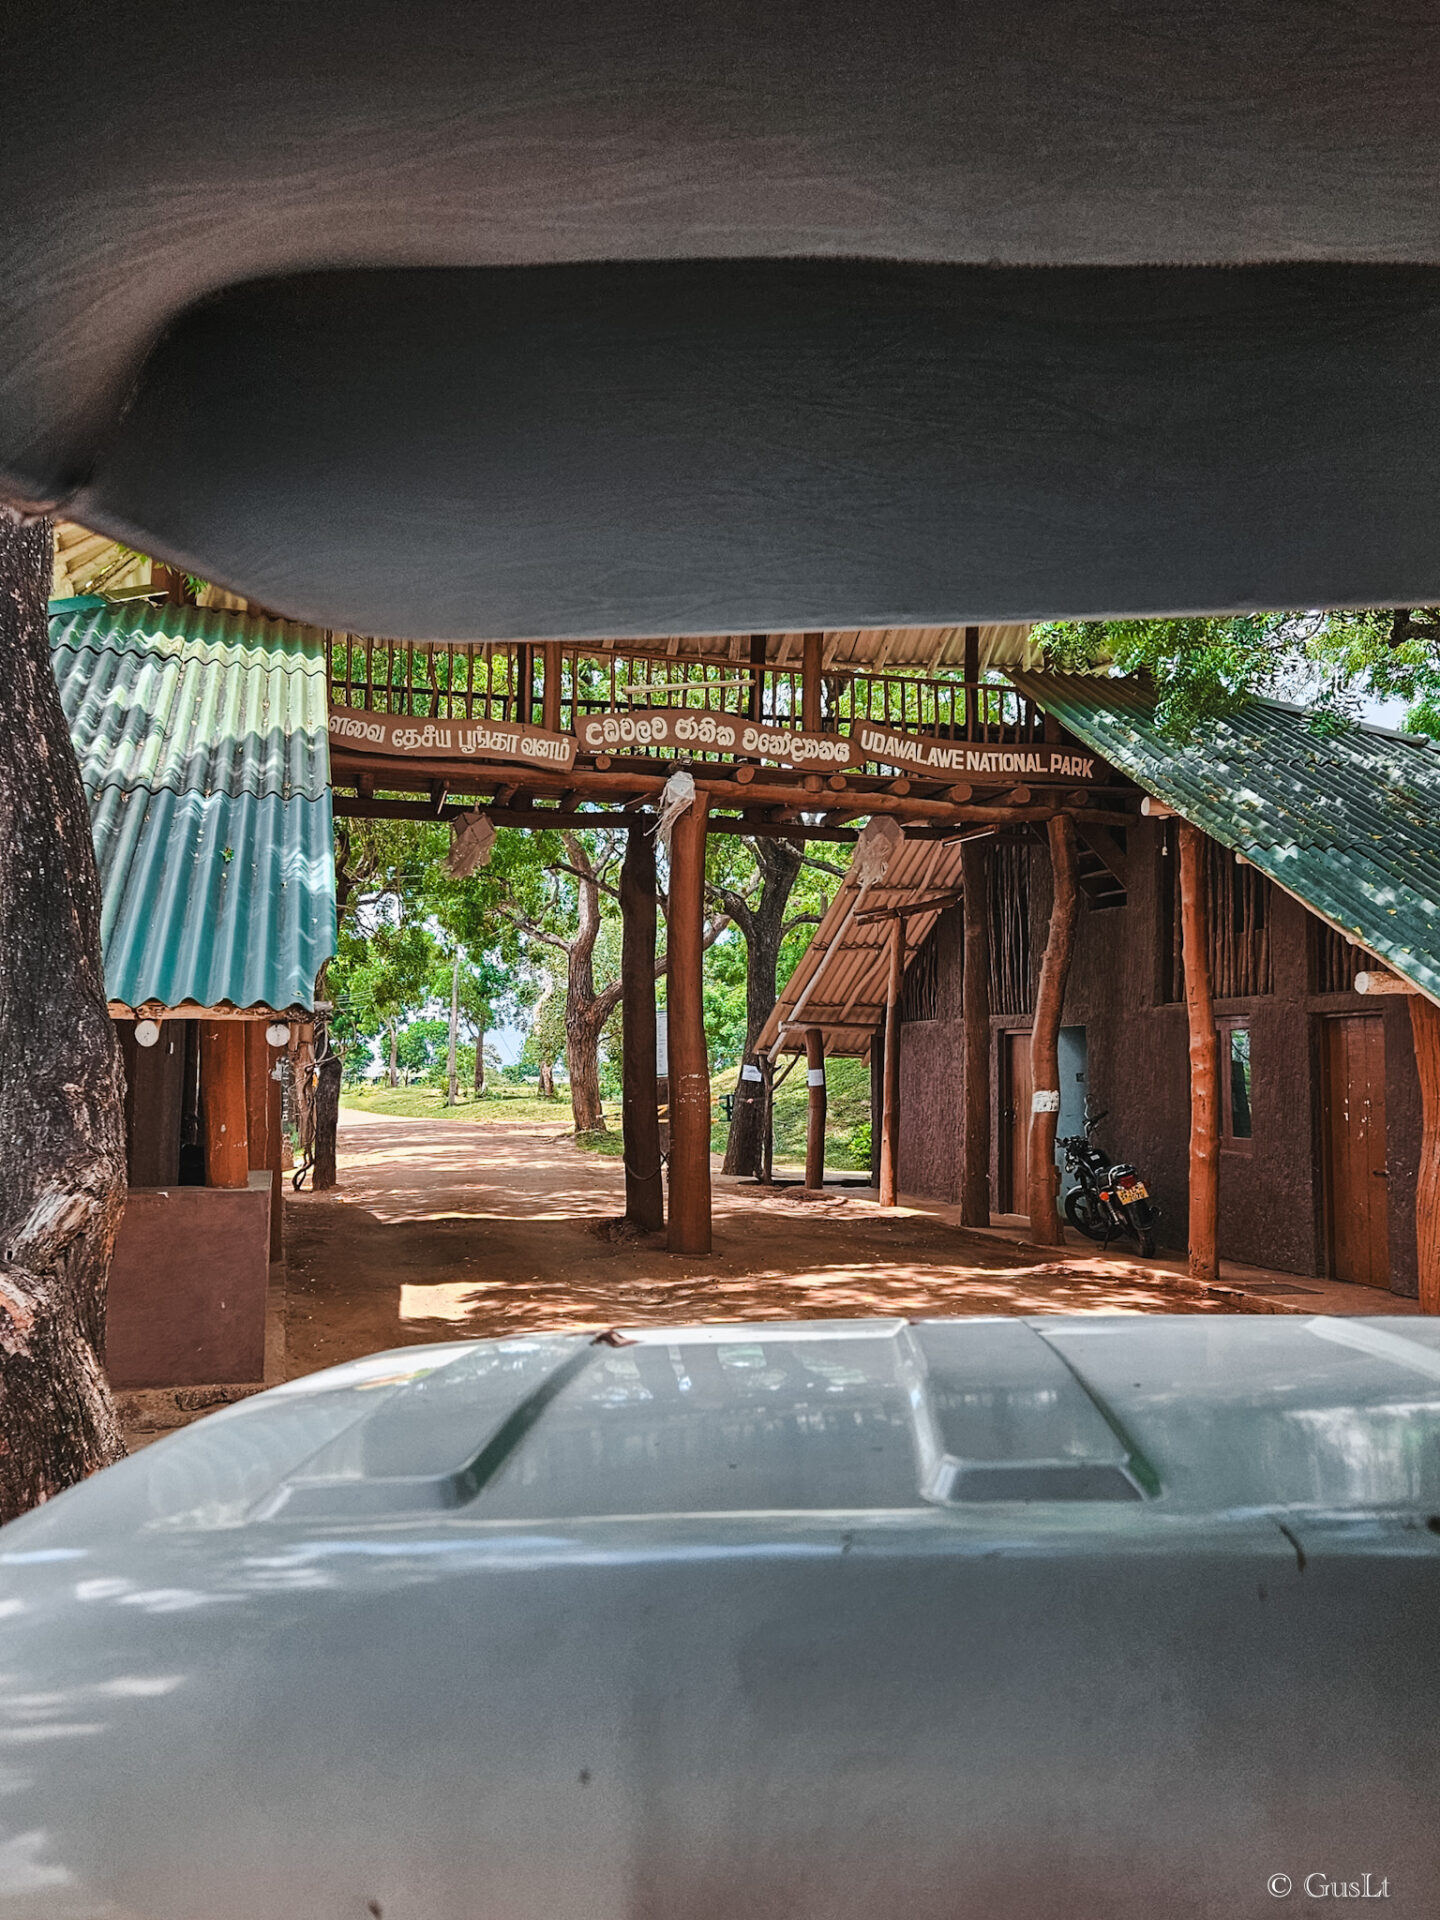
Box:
[1179,822,1221,1282]
[804,1028,827,1191]
[1026,814,1078,1245]
[621,823,664,1233]
[666,795,712,1254]
[960,836,993,1227]
[200,1022,249,1188]
[878,917,905,1206]
[802,632,823,733]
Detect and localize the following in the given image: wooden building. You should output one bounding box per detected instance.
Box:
[763,677,1440,1307]
[52,596,337,1386]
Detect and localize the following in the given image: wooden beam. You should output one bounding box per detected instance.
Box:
[541,642,563,734]
[666,793,712,1254]
[199,1020,249,1188]
[854,888,964,924]
[1178,822,1220,1283]
[960,835,992,1228]
[1408,996,1440,1313]
[877,917,905,1206]
[1027,813,1079,1245]
[964,624,980,733]
[620,822,665,1233]
[804,1028,827,1190]
[802,631,824,734]
[1074,819,1130,889]
[1355,969,1419,996]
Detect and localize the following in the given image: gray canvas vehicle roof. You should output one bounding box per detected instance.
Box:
[3,1315,1439,1916]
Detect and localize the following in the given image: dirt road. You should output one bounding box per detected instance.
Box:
[282,1109,1215,1379]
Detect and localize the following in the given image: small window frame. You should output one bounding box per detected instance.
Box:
[1216,1016,1254,1154]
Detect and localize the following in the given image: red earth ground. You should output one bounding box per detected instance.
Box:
[281,1108,1220,1378]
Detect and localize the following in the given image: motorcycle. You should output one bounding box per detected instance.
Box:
[1058,1109,1160,1256]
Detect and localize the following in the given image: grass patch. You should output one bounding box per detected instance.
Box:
[341,1083,580,1126]
[574,1127,626,1157]
[710,1054,873,1172]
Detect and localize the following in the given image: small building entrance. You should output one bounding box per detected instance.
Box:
[1322,1014,1390,1288]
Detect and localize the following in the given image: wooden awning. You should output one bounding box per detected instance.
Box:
[755,828,974,1057]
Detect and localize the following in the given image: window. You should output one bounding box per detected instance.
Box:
[1217,1018,1253,1148]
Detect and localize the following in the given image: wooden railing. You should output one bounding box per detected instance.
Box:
[325,637,1045,761]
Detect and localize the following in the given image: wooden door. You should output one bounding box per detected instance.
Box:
[1002,1031,1033,1214]
[1323,1015,1390,1288]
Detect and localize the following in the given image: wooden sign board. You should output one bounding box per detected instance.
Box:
[329,708,577,772]
[851,724,1099,785]
[576,709,850,771]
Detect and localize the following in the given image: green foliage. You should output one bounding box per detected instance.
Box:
[1035,606,1440,740]
[849,1119,872,1166]
[702,927,749,1069]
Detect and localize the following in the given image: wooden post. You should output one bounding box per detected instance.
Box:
[542,643,563,734]
[244,1021,271,1171]
[1408,996,1440,1312]
[878,916,905,1205]
[802,631,824,734]
[667,794,712,1254]
[804,1028,827,1190]
[266,1046,285,1258]
[621,822,665,1232]
[960,835,992,1227]
[1027,814,1079,1245]
[1179,822,1220,1282]
[748,633,767,722]
[964,623,980,735]
[200,1020,249,1188]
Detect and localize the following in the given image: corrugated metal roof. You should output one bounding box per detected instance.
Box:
[52,603,336,1013]
[757,835,967,1057]
[1013,672,1440,1006]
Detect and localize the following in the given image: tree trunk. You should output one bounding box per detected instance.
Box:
[1027,814,1079,1246]
[311,1055,342,1190]
[722,835,804,1175]
[1179,822,1220,1282]
[621,823,665,1231]
[387,1023,398,1087]
[446,949,460,1105]
[539,1062,556,1100]
[0,508,128,1521]
[563,835,608,1133]
[960,835,993,1227]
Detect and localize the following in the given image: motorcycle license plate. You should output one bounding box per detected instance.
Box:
[1116,1181,1148,1205]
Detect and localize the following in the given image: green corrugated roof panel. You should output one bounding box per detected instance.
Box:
[1012,672,1440,1006]
[51,602,336,1012]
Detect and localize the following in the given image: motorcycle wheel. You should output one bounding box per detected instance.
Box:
[1064,1187,1110,1243]
[1124,1203,1157,1257]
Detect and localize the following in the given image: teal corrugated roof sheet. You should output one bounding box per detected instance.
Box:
[52,602,337,1011]
[1013,672,1440,1005]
